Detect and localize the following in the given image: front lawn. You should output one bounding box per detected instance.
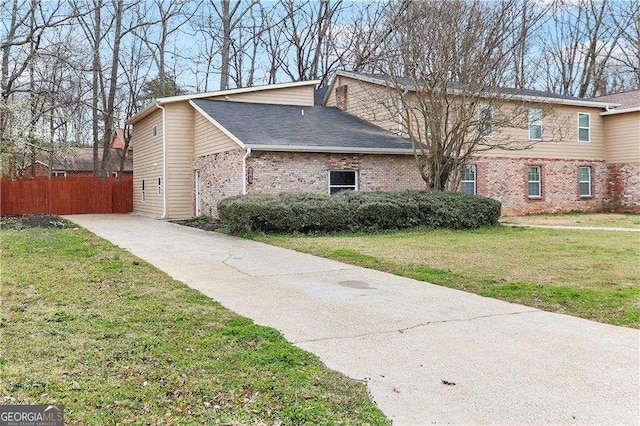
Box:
[255,226,640,328]
[0,225,387,424]
[501,212,640,229]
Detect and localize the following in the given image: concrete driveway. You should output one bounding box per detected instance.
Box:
[66,214,639,425]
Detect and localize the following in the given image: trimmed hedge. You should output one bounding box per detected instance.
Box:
[217,190,501,234]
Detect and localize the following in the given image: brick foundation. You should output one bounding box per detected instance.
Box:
[607,163,640,213]
[193,149,244,216]
[246,151,426,195]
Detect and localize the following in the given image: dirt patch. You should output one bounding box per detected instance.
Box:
[171,217,222,232]
[0,214,75,230]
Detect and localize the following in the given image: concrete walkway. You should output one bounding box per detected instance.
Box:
[66,214,639,425]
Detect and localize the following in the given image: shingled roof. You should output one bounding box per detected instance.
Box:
[192,99,414,154]
[331,70,617,108]
[592,90,640,109]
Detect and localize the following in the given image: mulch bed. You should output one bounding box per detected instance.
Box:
[0,214,75,230]
[171,218,222,232]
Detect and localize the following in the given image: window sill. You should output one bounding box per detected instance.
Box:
[527,196,543,200]
[579,195,593,199]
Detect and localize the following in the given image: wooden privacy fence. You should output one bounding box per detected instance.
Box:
[1,176,133,215]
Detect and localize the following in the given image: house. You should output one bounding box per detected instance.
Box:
[590,90,640,213]
[127,73,638,218]
[23,146,133,179]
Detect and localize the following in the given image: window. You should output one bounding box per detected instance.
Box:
[528,166,542,198]
[152,125,157,137]
[141,179,146,203]
[529,108,543,140]
[52,170,66,177]
[579,167,592,197]
[158,177,162,195]
[479,105,492,137]
[578,113,590,142]
[461,165,477,195]
[328,170,357,194]
[111,171,118,178]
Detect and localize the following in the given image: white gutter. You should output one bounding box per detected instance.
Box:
[242,147,252,195]
[600,106,640,116]
[157,102,168,219]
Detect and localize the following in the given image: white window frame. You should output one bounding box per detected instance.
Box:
[141,179,146,203]
[152,125,157,137]
[528,166,542,198]
[579,166,592,197]
[478,104,493,137]
[328,170,358,194]
[157,176,162,195]
[52,170,66,177]
[461,165,477,195]
[528,108,543,140]
[578,113,590,142]
[111,171,118,178]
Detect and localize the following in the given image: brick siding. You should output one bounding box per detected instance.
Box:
[193,149,244,216]
[473,156,608,216]
[607,163,640,213]
[196,149,634,217]
[246,151,426,195]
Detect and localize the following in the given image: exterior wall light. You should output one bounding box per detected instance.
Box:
[247,166,254,185]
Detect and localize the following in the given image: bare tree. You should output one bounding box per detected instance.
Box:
[0,0,77,177]
[540,0,627,97]
[609,1,640,90]
[370,0,561,191]
[277,0,354,85]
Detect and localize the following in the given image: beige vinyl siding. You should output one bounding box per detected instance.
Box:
[604,111,640,163]
[194,111,239,157]
[484,104,607,160]
[133,108,164,216]
[209,85,314,106]
[327,75,398,132]
[164,102,195,218]
[325,77,338,106]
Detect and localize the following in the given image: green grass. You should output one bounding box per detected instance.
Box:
[0,228,388,425]
[254,226,640,328]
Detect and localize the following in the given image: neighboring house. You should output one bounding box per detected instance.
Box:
[24,147,133,179]
[111,127,133,156]
[127,74,638,219]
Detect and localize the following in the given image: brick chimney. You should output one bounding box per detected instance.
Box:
[336,85,348,111]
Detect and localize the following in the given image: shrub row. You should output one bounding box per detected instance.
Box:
[217,190,501,234]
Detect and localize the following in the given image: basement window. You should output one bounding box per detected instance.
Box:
[141,179,146,203]
[152,125,158,137]
[52,170,66,177]
[328,170,357,194]
[158,177,162,195]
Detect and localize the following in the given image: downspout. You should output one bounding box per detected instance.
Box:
[242,147,252,195]
[157,102,168,219]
